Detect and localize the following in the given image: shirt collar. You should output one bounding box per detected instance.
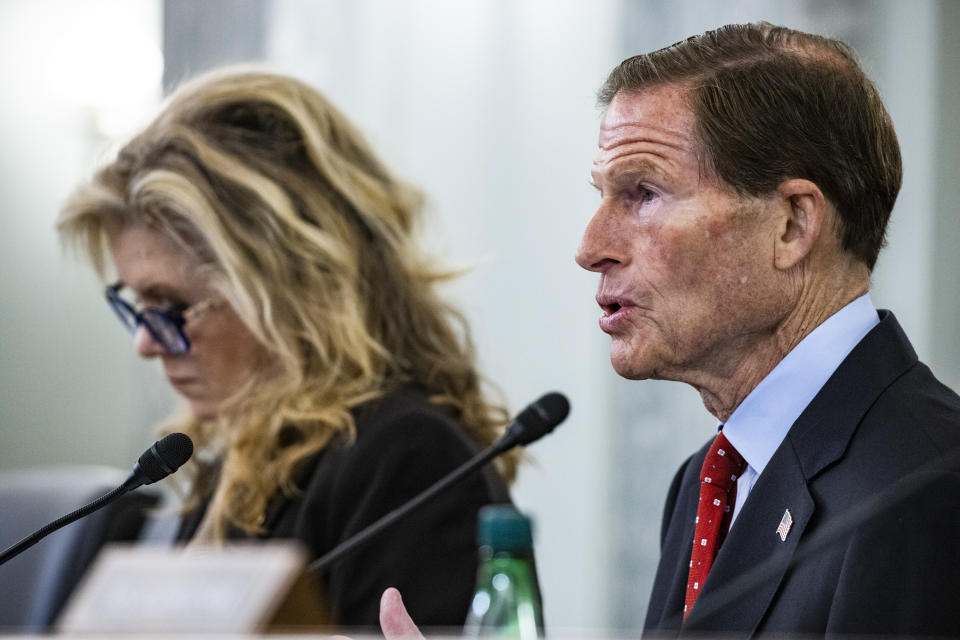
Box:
[721,294,879,474]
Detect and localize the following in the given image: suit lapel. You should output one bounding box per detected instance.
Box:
[786,310,916,478]
[677,311,918,634]
[684,443,814,633]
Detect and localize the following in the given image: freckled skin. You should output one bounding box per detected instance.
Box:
[110,226,268,421]
[575,87,795,415]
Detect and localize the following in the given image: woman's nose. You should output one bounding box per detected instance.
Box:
[134,324,166,359]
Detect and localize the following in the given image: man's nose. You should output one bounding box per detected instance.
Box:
[575,204,623,273]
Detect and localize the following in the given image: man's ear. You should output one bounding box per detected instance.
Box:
[773,179,828,271]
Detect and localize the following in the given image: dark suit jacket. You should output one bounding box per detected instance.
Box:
[645,310,960,637]
[177,386,510,630]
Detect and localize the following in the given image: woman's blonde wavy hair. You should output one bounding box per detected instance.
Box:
[58,68,515,539]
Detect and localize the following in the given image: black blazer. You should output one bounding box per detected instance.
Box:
[178,386,511,630]
[645,310,960,637]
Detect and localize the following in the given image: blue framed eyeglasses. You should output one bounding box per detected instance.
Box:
[105,283,218,355]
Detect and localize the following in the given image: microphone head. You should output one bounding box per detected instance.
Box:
[136,432,194,484]
[505,392,570,448]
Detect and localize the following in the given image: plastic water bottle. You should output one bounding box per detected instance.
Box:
[463,505,545,638]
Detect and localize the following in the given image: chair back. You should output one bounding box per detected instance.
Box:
[0,465,158,632]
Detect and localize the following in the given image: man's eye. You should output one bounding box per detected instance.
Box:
[638,186,658,202]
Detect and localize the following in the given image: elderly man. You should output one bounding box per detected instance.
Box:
[381,22,960,638]
[574,22,960,637]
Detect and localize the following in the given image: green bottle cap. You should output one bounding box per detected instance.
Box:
[477,505,534,551]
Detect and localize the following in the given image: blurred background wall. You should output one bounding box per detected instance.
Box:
[1,0,957,632]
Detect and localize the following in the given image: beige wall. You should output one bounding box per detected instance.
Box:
[1,0,957,632]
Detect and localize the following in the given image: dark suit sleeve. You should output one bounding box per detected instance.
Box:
[299,407,507,630]
[645,451,700,633]
[660,454,695,548]
[827,470,960,636]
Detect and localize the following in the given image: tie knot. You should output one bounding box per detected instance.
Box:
[699,432,745,492]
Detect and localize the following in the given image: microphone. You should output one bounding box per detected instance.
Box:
[493,391,569,452]
[0,432,194,567]
[309,392,570,575]
[127,431,195,489]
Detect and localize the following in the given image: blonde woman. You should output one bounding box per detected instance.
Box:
[58,68,515,629]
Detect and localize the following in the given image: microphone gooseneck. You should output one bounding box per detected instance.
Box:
[0,433,194,567]
[309,392,570,575]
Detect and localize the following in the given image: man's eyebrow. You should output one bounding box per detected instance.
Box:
[598,157,671,185]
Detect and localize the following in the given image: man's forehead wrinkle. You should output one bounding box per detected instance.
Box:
[597,133,691,156]
[592,137,692,182]
[598,122,691,151]
[594,147,675,173]
[592,89,699,187]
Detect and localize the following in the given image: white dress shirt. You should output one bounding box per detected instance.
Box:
[721,293,880,526]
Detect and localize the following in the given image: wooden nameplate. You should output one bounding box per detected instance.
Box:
[57,541,333,634]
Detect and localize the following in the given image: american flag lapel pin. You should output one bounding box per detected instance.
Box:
[776,509,793,542]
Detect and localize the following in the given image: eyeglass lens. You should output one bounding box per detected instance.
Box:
[106,290,191,354]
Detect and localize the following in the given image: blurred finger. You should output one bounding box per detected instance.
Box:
[379,587,424,639]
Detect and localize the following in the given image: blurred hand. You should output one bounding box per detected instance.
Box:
[380,587,424,639]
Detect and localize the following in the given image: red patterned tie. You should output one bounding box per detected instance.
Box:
[684,431,746,620]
